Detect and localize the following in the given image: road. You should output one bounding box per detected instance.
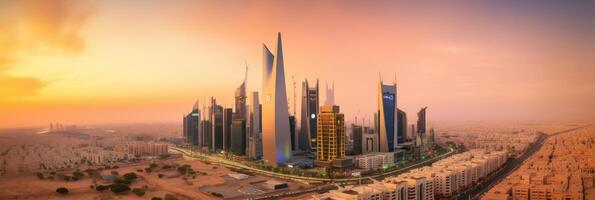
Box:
[454,124,591,200]
[169,145,454,184]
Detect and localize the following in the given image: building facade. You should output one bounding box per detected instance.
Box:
[299,79,319,152]
[261,32,292,166]
[377,79,398,152]
[317,105,346,162]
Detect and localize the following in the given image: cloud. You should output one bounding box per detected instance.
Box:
[0,0,93,100]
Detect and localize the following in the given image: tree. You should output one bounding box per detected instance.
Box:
[96,185,109,192]
[56,187,69,195]
[123,172,137,181]
[132,188,145,196]
[110,183,130,194]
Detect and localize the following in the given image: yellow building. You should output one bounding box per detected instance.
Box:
[317,105,346,161]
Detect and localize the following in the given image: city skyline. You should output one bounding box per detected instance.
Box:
[1,0,595,129]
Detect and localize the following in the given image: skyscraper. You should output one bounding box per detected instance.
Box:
[417,106,427,135]
[261,32,292,166]
[289,116,297,151]
[223,108,233,151]
[377,78,398,152]
[324,82,335,106]
[299,79,319,152]
[211,98,224,152]
[397,108,407,144]
[248,92,263,159]
[183,101,201,146]
[231,119,246,155]
[352,124,363,155]
[316,105,346,161]
[235,67,248,120]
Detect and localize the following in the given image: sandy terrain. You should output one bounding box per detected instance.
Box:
[0,158,233,200]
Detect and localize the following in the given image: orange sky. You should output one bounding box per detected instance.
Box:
[1,0,594,128]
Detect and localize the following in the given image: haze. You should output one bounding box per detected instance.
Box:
[1,0,594,128]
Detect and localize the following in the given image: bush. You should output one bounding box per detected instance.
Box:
[96,185,109,192]
[123,172,138,181]
[56,187,69,195]
[151,197,163,200]
[111,170,119,176]
[110,183,130,194]
[150,163,158,169]
[132,188,145,196]
[164,194,178,200]
[158,174,164,178]
[210,192,223,198]
[36,172,44,180]
[73,170,84,178]
[113,177,132,185]
[137,169,143,173]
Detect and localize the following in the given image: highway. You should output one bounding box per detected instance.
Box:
[169,145,454,184]
[454,124,591,200]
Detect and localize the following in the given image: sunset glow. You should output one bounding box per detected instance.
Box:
[1,0,593,128]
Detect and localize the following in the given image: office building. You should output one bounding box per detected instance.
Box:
[261,32,292,166]
[235,68,248,120]
[364,132,378,153]
[183,101,201,146]
[417,107,427,135]
[299,79,319,152]
[211,98,224,152]
[223,108,233,151]
[231,119,246,155]
[377,78,398,152]
[352,124,363,155]
[397,108,407,144]
[248,92,263,159]
[289,115,297,151]
[316,105,346,162]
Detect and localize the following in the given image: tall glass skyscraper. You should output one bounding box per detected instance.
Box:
[377,79,398,152]
[261,32,292,166]
[183,101,201,146]
[299,79,319,152]
[397,108,407,144]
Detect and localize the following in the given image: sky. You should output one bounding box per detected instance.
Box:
[0,0,594,128]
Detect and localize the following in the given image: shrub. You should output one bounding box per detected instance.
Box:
[210,192,223,198]
[111,170,119,176]
[123,172,137,181]
[110,183,130,194]
[150,163,158,169]
[113,177,132,185]
[36,172,44,180]
[73,170,84,178]
[137,169,143,173]
[164,194,178,200]
[151,197,163,200]
[96,184,109,192]
[132,188,145,196]
[158,174,164,178]
[56,187,69,195]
